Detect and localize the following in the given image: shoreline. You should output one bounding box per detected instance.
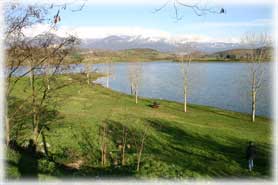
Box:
[94,76,271,120]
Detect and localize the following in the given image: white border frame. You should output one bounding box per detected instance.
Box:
[0,0,277,184]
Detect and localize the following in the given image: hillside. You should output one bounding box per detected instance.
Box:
[77,48,175,63]
[7,74,271,179]
[202,47,273,61]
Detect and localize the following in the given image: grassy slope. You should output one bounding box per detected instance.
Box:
[75,48,273,64]
[79,48,174,63]
[7,74,272,180]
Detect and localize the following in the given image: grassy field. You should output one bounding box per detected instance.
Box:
[6,74,272,180]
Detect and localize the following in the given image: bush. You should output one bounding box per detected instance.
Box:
[38,159,56,174]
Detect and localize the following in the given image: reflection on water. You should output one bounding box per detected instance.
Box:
[94,61,272,118]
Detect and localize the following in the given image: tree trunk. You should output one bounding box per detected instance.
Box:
[182,57,189,113]
[46,63,51,90]
[136,135,146,172]
[184,78,187,113]
[42,131,49,157]
[86,72,90,85]
[33,115,39,146]
[31,70,39,146]
[251,74,256,122]
[5,116,10,146]
[135,90,138,104]
[29,62,33,87]
[252,90,256,122]
[136,152,141,172]
[100,124,107,167]
[103,143,107,166]
[106,75,109,88]
[121,128,127,166]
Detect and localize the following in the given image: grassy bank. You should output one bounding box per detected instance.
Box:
[6,74,272,180]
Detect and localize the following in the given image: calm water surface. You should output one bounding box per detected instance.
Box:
[10,61,272,117]
[93,61,272,118]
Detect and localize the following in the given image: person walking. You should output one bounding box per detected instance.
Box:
[246,141,256,171]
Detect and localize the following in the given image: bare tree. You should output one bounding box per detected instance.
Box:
[241,32,271,122]
[4,1,83,146]
[179,54,192,112]
[99,120,108,167]
[120,126,128,166]
[128,63,142,104]
[4,3,48,145]
[84,62,91,85]
[132,124,148,172]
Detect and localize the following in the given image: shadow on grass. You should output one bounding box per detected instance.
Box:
[56,119,137,178]
[144,118,271,178]
[8,96,62,145]
[6,96,63,179]
[6,141,45,180]
[6,114,271,179]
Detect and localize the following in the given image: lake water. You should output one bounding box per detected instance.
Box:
[92,61,272,118]
[10,61,272,117]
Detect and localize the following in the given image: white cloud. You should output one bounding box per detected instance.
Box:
[22,23,241,43]
[23,24,171,39]
[193,19,273,27]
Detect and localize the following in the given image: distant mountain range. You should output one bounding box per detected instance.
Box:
[80,35,245,54]
[26,34,266,54]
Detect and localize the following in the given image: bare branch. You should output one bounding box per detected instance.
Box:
[154,0,225,20]
[71,0,88,12]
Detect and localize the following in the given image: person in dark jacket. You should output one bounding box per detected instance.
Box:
[246,141,256,171]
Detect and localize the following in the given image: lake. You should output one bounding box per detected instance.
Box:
[9,61,272,117]
[92,61,272,118]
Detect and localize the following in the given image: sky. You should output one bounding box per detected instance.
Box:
[22,0,274,43]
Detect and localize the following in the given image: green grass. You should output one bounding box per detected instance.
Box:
[6,74,272,180]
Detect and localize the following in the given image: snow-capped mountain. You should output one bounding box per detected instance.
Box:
[80,35,243,53]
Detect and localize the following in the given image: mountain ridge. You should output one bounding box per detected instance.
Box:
[80,35,244,54]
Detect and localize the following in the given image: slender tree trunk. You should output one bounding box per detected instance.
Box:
[42,131,49,157]
[251,74,256,122]
[136,134,146,172]
[183,76,187,113]
[182,55,190,113]
[122,144,126,165]
[100,123,107,167]
[33,114,39,146]
[29,62,33,87]
[135,90,138,104]
[87,72,90,85]
[251,90,256,123]
[103,143,107,166]
[106,75,109,88]
[46,62,51,90]
[30,69,39,147]
[121,128,127,166]
[5,116,10,146]
[47,81,50,90]
[251,91,256,122]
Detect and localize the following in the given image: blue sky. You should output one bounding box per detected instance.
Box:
[25,0,274,42]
